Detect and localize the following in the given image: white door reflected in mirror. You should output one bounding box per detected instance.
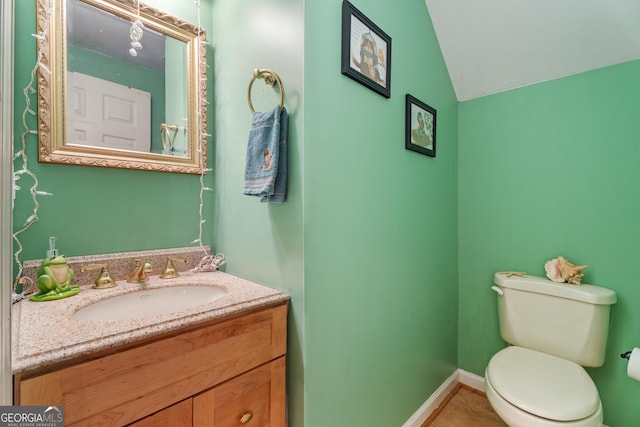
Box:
[67,71,151,152]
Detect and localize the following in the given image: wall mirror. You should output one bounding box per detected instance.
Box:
[37,0,207,174]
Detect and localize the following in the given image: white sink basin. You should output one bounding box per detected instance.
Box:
[73,286,227,321]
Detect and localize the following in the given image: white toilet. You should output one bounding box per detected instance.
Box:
[485,273,617,427]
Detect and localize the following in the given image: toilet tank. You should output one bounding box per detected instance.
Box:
[493,273,617,367]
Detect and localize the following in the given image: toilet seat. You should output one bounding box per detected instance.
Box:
[485,373,603,427]
[486,346,601,422]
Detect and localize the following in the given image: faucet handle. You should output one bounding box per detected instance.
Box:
[143,262,153,274]
[80,263,117,289]
[127,259,149,283]
[160,257,189,279]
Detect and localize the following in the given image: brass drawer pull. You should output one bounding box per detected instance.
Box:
[240,411,253,424]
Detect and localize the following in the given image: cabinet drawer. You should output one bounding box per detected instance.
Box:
[193,357,286,427]
[16,304,287,426]
[127,398,192,427]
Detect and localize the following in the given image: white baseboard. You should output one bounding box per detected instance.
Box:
[457,368,485,391]
[402,369,478,427]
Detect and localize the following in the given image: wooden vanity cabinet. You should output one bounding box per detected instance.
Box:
[15,303,287,427]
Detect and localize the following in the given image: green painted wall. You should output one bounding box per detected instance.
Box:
[164,38,188,155]
[458,60,640,427]
[304,1,459,425]
[208,0,458,425]
[13,1,214,263]
[208,0,305,425]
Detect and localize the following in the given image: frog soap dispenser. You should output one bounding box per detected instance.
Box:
[31,237,80,301]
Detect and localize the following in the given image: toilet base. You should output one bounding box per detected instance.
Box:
[485,370,603,427]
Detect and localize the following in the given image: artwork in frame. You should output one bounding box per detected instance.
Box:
[405,94,436,157]
[341,0,391,98]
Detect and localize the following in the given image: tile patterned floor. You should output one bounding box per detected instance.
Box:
[423,384,508,427]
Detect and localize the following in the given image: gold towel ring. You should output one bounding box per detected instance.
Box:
[247,68,285,113]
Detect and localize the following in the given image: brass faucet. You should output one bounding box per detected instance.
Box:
[127,259,149,283]
[160,257,189,279]
[80,263,116,289]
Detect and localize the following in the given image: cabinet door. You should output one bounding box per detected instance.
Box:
[193,357,286,427]
[127,399,192,427]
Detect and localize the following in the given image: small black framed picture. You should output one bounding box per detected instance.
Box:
[405,94,436,157]
[341,0,391,98]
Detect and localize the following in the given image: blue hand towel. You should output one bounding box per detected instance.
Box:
[243,106,288,203]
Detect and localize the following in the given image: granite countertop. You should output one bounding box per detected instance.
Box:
[12,270,289,374]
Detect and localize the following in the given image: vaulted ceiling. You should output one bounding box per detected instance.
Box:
[425,0,640,101]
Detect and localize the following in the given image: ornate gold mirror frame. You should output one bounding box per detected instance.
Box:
[37,0,207,174]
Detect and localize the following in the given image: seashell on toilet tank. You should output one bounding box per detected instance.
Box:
[544,256,587,285]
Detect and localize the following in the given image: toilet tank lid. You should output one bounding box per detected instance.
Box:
[494,273,617,305]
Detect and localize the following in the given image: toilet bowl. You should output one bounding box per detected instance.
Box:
[485,346,603,427]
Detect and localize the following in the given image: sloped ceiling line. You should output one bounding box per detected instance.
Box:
[425,0,640,101]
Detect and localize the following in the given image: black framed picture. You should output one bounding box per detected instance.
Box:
[341,0,391,98]
[405,94,436,157]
